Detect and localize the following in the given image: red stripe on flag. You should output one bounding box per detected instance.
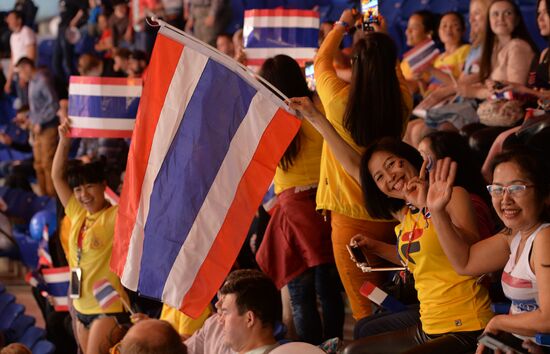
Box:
[111,34,184,276]
[244,9,319,18]
[69,76,143,86]
[179,108,301,318]
[69,128,134,139]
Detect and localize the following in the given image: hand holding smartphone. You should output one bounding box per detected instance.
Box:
[360,0,379,31]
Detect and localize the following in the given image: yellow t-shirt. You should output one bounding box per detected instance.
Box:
[396,209,493,334]
[432,44,471,82]
[66,196,128,314]
[160,304,212,336]
[273,104,323,194]
[314,26,413,220]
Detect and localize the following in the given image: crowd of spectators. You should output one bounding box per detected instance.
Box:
[1,0,550,353]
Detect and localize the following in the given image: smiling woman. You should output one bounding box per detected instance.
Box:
[427,148,550,353]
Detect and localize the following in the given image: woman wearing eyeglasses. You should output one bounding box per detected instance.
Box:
[427,149,550,353]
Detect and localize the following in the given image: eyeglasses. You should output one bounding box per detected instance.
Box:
[486,184,533,197]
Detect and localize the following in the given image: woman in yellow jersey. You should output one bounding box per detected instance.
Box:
[314,9,412,320]
[288,100,492,353]
[52,121,129,353]
[255,55,344,344]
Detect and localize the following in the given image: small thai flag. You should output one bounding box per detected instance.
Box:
[43,266,70,312]
[491,90,515,100]
[403,39,440,74]
[104,186,120,206]
[261,183,278,215]
[68,76,142,138]
[93,279,121,310]
[360,281,407,312]
[243,9,320,68]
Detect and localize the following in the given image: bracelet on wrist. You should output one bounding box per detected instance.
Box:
[334,20,350,32]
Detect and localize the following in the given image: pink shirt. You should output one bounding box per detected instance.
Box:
[184,315,235,354]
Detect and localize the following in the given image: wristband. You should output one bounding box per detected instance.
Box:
[334,20,350,32]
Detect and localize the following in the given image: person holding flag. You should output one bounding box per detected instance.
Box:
[51,120,130,354]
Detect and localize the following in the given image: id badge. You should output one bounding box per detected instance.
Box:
[70,267,82,299]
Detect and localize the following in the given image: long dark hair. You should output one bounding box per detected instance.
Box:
[479,0,539,81]
[259,55,312,171]
[343,32,404,147]
[360,137,424,220]
[421,131,490,206]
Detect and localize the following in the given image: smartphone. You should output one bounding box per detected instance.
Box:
[478,333,528,354]
[361,0,379,31]
[346,244,369,264]
[305,61,316,92]
[70,267,82,299]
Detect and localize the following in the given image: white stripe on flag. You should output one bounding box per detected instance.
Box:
[243,16,319,28]
[52,296,69,306]
[245,47,317,60]
[120,44,209,291]
[99,292,118,307]
[69,83,142,97]
[43,272,70,283]
[367,287,388,305]
[409,49,440,71]
[69,116,136,131]
[162,91,279,308]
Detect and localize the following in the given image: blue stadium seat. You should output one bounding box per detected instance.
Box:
[11,314,36,341]
[32,340,56,354]
[0,292,16,314]
[0,302,25,331]
[19,326,46,349]
[12,231,40,269]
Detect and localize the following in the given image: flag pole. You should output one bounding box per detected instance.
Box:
[147,15,299,117]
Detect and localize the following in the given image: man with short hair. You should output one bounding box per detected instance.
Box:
[4,9,36,104]
[118,319,187,354]
[16,57,59,196]
[218,270,282,354]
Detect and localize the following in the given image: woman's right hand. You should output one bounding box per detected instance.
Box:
[350,234,374,250]
[339,9,355,27]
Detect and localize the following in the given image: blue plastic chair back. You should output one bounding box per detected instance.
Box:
[11,314,36,340]
[0,292,15,314]
[19,326,46,349]
[32,340,56,354]
[0,302,25,331]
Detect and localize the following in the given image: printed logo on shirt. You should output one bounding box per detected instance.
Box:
[455,319,462,327]
[399,228,423,265]
[512,299,539,313]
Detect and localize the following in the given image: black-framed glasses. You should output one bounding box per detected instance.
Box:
[486,184,533,197]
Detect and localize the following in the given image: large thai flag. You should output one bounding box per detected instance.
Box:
[403,39,440,74]
[111,24,301,318]
[243,9,320,67]
[68,76,142,138]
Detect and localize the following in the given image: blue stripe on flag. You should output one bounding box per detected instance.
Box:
[407,45,438,68]
[138,59,257,298]
[68,95,140,119]
[96,285,116,301]
[46,282,69,297]
[245,27,319,49]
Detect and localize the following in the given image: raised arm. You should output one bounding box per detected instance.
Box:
[288,97,361,182]
[427,158,510,276]
[51,121,74,207]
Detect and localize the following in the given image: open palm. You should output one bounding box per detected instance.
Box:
[427,158,457,213]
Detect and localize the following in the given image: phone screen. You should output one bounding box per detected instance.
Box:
[347,245,369,264]
[305,61,315,91]
[361,0,379,24]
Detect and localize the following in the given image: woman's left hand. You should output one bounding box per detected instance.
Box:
[426,157,457,213]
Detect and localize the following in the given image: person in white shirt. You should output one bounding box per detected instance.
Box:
[4,10,36,103]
